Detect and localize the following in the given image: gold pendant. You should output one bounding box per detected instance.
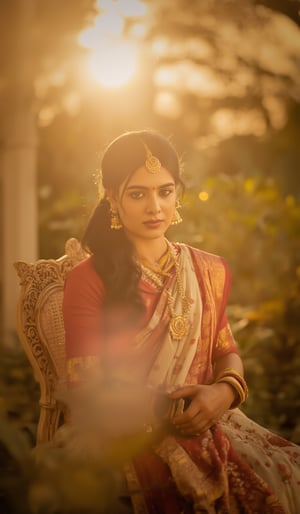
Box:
[169,315,187,340]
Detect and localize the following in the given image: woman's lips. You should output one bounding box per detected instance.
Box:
[143,220,163,228]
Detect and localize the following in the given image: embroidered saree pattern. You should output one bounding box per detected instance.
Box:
[215,323,237,354]
[137,245,203,389]
[129,245,299,513]
[155,428,287,514]
[62,244,300,514]
[67,355,101,384]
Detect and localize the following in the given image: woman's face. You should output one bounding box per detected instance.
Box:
[111,164,177,245]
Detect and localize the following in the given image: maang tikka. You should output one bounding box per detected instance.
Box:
[141,140,183,224]
[141,141,162,174]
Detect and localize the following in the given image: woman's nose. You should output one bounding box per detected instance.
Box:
[146,193,161,214]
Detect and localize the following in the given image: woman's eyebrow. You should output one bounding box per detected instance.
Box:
[126,182,175,190]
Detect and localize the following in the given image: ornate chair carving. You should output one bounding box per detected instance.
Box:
[14,238,86,445]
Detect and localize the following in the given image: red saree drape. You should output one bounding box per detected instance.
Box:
[62,244,298,514]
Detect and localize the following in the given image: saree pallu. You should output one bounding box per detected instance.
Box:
[62,244,300,514]
[125,410,299,514]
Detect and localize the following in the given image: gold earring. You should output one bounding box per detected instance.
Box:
[171,201,183,225]
[110,208,122,229]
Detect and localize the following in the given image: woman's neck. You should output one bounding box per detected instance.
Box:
[133,238,169,265]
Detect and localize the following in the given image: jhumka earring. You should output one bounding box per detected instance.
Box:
[110,208,122,230]
[171,200,183,225]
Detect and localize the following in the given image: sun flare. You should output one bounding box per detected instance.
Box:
[87,40,138,88]
[78,0,146,88]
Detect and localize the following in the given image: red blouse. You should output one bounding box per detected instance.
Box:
[63,246,238,386]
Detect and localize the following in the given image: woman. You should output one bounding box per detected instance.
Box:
[63,130,300,513]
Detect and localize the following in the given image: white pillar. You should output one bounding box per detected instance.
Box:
[2,87,38,346]
[1,0,38,346]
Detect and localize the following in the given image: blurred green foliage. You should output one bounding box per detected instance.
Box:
[171,131,300,442]
[0,348,37,513]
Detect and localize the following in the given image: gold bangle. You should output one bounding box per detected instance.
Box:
[214,378,239,408]
[215,370,248,408]
[215,377,244,408]
[215,368,248,398]
[216,368,245,382]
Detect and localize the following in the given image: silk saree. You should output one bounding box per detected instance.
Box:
[61,243,300,514]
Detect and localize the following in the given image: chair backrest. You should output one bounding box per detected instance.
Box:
[14,238,87,445]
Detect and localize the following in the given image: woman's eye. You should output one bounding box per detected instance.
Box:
[160,189,173,197]
[129,191,144,199]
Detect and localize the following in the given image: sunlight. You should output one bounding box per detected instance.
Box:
[78,0,146,88]
[88,40,138,88]
[114,0,146,17]
[154,61,225,98]
[153,91,182,119]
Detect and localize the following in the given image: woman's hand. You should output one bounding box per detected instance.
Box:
[168,382,236,436]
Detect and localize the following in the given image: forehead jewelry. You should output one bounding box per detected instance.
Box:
[141,141,162,174]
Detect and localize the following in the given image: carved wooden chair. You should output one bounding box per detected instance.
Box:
[14,238,86,445]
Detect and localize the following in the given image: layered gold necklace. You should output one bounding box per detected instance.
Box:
[138,241,190,341]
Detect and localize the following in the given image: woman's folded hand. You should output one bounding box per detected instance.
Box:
[168,383,236,435]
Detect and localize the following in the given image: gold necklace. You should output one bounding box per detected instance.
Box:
[139,242,190,341]
[136,243,173,277]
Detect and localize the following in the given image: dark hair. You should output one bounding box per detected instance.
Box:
[82,130,183,313]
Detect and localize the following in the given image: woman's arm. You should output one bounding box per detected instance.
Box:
[63,258,104,387]
[213,352,244,380]
[169,352,247,435]
[168,252,248,435]
[212,352,245,409]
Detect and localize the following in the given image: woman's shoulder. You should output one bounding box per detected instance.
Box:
[177,243,228,270]
[179,243,232,295]
[66,255,97,277]
[65,256,104,292]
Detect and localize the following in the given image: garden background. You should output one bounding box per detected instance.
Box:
[0,1,299,512]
